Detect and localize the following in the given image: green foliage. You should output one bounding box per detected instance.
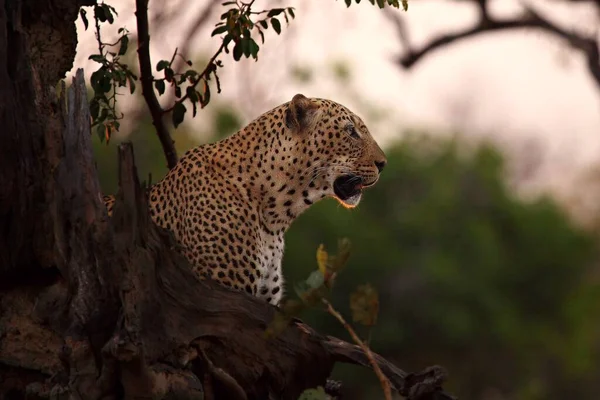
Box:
[82,0,410,144]
[298,386,328,400]
[155,1,295,122]
[81,0,296,139]
[266,239,353,338]
[342,0,409,11]
[83,4,137,142]
[350,284,379,327]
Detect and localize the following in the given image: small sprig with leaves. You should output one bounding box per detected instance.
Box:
[343,0,409,9]
[154,1,296,129]
[82,3,137,142]
[269,239,391,400]
[80,0,409,168]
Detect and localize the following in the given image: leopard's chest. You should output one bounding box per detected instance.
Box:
[255,232,285,304]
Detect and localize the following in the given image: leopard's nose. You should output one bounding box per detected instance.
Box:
[374,160,386,173]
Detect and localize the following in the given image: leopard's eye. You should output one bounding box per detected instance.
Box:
[346,124,360,139]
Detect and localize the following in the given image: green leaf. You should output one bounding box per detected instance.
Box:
[165,67,174,82]
[350,284,379,327]
[287,7,295,18]
[241,38,251,58]
[187,86,199,103]
[222,1,236,5]
[175,85,181,98]
[172,102,187,128]
[345,0,351,6]
[156,60,170,71]
[96,123,105,142]
[211,25,228,37]
[89,98,100,119]
[118,35,129,55]
[184,70,198,80]
[250,39,260,58]
[105,4,118,17]
[94,5,106,22]
[233,42,243,61]
[306,270,325,289]
[100,74,111,93]
[258,20,268,29]
[298,387,328,400]
[101,3,114,24]
[154,79,165,95]
[80,9,89,30]
[271,18,281,34]
[332,238,351,272]
[376,0,385,8]
[88,54,105,65]
[90,69,104,92]
[267,8,284,17]
[127,74,136,94]
[201,81,211,107]
[223,34,233,53]
[402,0,408,10]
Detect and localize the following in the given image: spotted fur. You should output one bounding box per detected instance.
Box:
[103,94,386,305]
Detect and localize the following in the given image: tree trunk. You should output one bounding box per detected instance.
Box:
[0,2,452,399]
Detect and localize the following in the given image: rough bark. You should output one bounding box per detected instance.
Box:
[0,1,454,399]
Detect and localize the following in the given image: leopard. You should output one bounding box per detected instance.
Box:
[103,94,387,305]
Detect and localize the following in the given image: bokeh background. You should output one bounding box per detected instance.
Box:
[69,1,600,398]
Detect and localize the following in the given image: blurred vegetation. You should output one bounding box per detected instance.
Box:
[93,105,600,400]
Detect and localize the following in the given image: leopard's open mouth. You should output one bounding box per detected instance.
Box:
[333,175,363,200]
[333,174,377,208]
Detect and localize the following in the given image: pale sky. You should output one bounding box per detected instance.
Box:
[69,0,600,219]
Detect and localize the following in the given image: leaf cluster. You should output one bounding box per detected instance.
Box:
[343,0,409,10]
[156,1,295,128]
[267,238,380,339]
[82,4,137,142]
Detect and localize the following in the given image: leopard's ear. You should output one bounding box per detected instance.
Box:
[285,94,319,132]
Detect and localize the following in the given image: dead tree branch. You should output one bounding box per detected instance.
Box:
[394,0,600,91]
[135,0,178,169]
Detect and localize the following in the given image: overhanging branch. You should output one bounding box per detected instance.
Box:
[395,1,600,91]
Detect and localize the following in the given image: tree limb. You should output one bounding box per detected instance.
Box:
[396,1,600,91]
[135,0,178,169]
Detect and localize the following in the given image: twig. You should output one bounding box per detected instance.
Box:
[322,299,392,400]
[396,0,600,91]
[135,0,178,169]
[162,42,225,114]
